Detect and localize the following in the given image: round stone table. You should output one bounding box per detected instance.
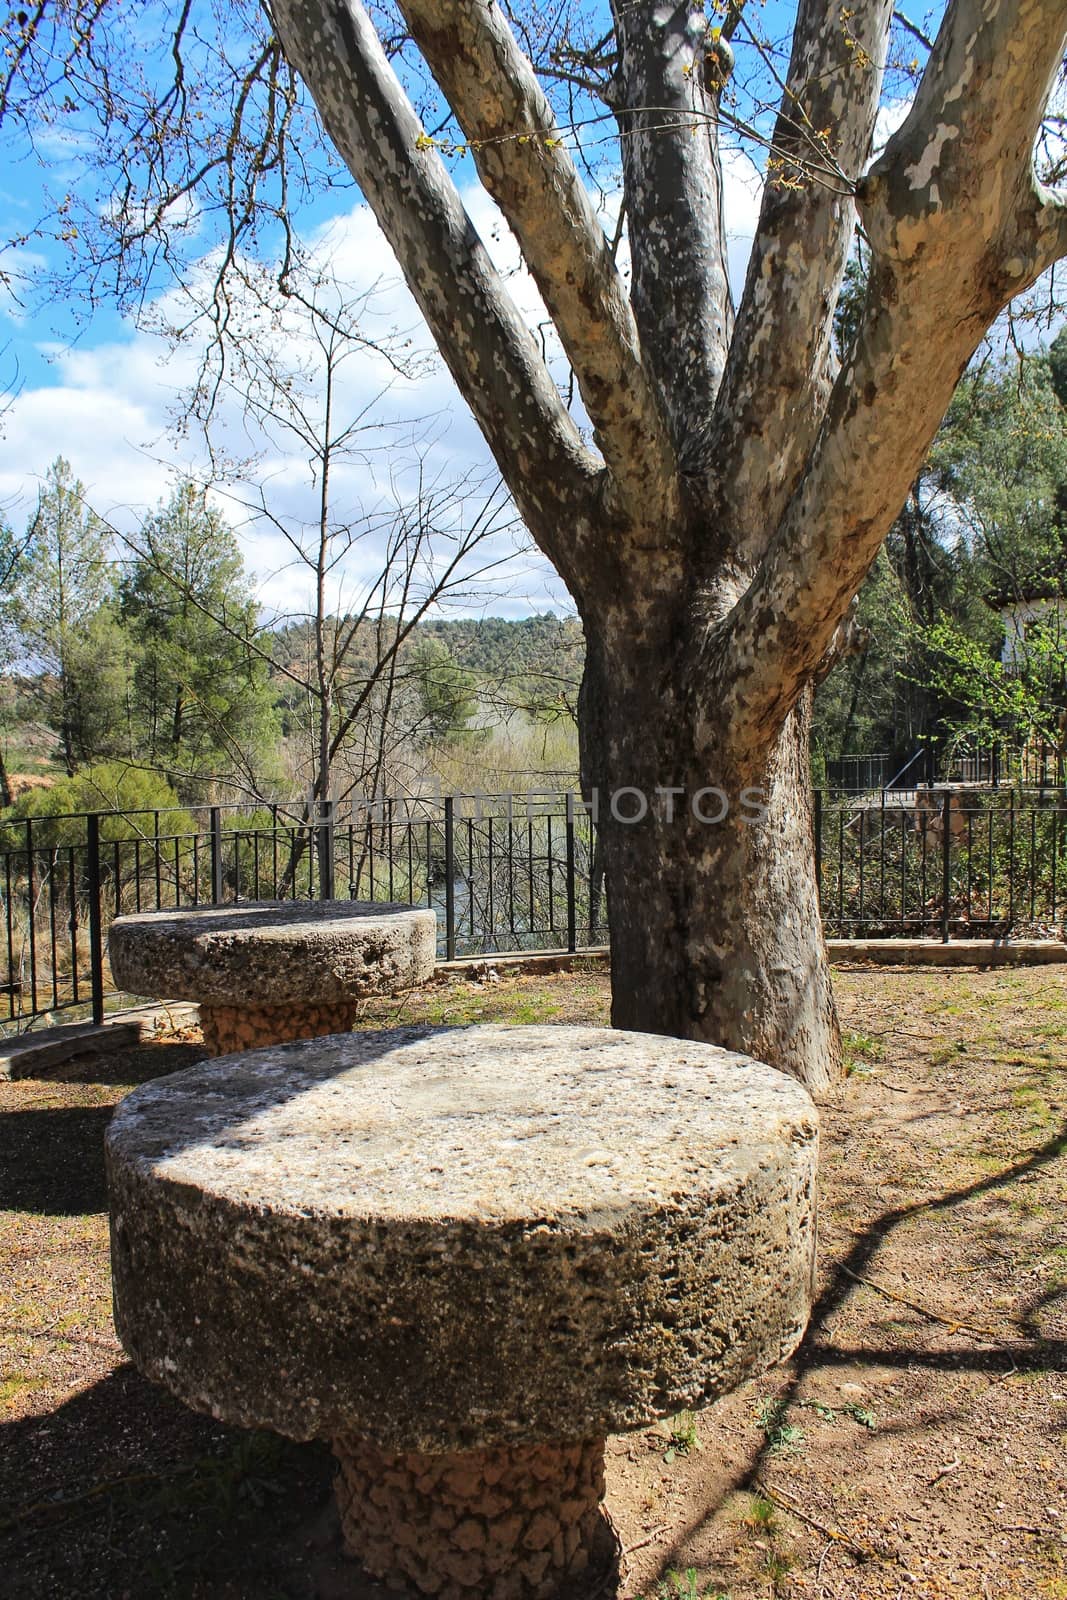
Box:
[106,1024,819,1599]
[108,900,436,1054]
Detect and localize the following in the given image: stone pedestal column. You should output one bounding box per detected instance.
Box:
[333,1436,609,1599]
[199,998,359,1055]
[106,1023,820,1600]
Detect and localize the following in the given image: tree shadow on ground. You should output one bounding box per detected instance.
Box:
[0,1042,209,1214]
[650,1117,1067,1588]
[0,1363,346,1600]
[0,1103,114,1213]
[23,1038,209,1087]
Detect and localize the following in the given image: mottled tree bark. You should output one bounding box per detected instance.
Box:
[272,0,1067,1090]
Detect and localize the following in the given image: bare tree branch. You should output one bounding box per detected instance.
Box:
[715,0,1067,746]
[709,0,894,565]
[270,0,604,597]
[609,0,734,447]
[394,0,678,517]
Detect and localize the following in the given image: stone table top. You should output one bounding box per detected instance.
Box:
[107,1023,819,1452]
[108,899,436,1004]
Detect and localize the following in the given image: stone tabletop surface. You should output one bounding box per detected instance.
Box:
[108,899,436,1003]
[107,1024,819,1451]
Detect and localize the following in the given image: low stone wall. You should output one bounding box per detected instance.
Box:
[438,938,1067,978]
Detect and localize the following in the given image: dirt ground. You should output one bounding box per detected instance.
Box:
[0,962,1064,1600]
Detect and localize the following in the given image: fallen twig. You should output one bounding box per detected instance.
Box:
[840,1264,1006,1341]
[0,1463,197,1534]
[753,1477,877,1561]
[623,1522,672,1557]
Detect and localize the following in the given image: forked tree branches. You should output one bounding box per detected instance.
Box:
[394,0,678,516]
[715,0,1067,746]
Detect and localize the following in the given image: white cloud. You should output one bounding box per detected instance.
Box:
[0,154,764,618]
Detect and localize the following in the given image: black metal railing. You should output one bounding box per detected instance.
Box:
[1,785,1064,1032]
[815,785,1067,939]
[0,794,603,1031]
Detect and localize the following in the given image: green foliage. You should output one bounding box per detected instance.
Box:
[815,339,1067,774]
[0,762,192,848]
[644,1572,729,1600]
[9,457,128,772]
[756,1397,805,1456]
[409,638,483,745]
[120,482,282,794]
[923,611,1065,755]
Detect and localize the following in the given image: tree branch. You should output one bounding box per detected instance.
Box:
[269,0,603,595]
[713,0,1067,748]
[708,0,894,565]
[609,0,734,452]
[394,0,678,517]
[893,9,934,51]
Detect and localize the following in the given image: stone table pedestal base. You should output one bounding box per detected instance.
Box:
[199,999,359,1055]
[332,1435,609,1599]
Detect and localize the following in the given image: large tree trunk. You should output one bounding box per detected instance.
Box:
[272,0,1067,1099]
[580,632,839,1094]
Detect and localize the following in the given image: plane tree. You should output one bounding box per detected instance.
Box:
[3,0,1066,1087]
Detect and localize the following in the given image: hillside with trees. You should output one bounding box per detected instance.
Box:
[3,340,1066,816]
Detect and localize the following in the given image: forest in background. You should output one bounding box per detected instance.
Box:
[2,332,1066,823]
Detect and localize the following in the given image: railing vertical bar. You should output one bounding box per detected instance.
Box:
[26,818,37,1015]
[547,813,555,934]
[1053,808,1060,921]
[836,807,844,928]
[444,796,456,962]
[406,822,414,906]
[940,790,952,943]
[48,852,59,1008]
[210,807,224,903]
[858,805,865,923]
[487,815,495,947]
[565,791,577,954]
[4,853,15,1020]
[468,816,475,938]
[68,846,79,1005]
[387,799,395,903]
[1008,791,1016,927]
[319,800,335,901]
[86,813,105,1027]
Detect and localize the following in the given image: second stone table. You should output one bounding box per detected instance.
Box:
[108,899,436,1053]
[106,1022,819,1598]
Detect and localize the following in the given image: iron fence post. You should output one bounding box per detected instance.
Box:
[565,791,577,953]
[86,813,105,1026]
[210,807,224,903]
[318,799,335,901]
[941,789,952,943]
[813,788,823,909]
[444,796,456,961]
